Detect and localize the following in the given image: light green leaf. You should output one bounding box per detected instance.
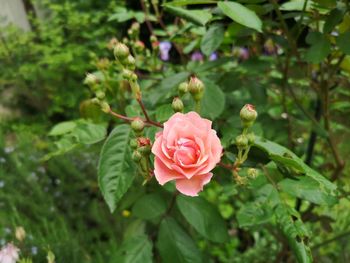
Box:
[280,0,313,11]
[98,125,136,212]
[218,1,262,32]
[176,196,229,243]
[157,218,203,263]
[279,177,337,205]
[200,23,225,56]
[336,31,350,55]
[73,122,107,145]
[132,193,168,220]
[156,104,174,122]
[237,202,273,227]
[201,79,225,119]
[48,121,77,136]
[165,0,217,6]
[164,5,212,26]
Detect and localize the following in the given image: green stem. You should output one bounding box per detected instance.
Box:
[195,100,201,113]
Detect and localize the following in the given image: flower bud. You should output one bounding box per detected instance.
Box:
[124,55,136,70]
[100,101,110,113]
[247,168,259,179]
[178,82,188,96]
[122,69,137,81]
[114,43,130,60]
[15,226,26,242]
[137,137,152,155]
[246,132,255,145]
[135,40,145,52]
[150,35,158,43]
[188,76,204,101]
[235,134,248,148]
[240,104,257,128]
[130,138,138,149]
[132,150,142,162]
[84,73,98,86]
[131,117,145,133]
[96,91,105,100]
[172,97,184,113]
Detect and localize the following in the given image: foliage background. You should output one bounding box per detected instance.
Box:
[1,0,350,262]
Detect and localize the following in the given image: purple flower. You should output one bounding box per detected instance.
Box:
[159,41,172,61]
[233,47,249,61]
[209,52,218,61]
[191,51,204,62]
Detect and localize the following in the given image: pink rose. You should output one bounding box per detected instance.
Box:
[152,112,223,196]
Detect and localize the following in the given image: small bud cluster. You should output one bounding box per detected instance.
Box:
[130,119,152,183]
[233,104,259,184]
[84,73,109,113]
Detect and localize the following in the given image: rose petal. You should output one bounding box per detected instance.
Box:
[175,173,213,196]
[154,157,183,185]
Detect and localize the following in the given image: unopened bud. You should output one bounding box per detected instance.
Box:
[135,40,145,52]
[114,43,130,60]
[235,134,248,148]
[84,73,98,86]
[100,101,110,113]
[240,104,257,128]
[247,168,259,179]
[188,76,204,101]
[246,132,255,145]
[172,97,184,112]
[124,55,136,70]
[178,82,188,96]
[132,150,142,162]
[131,22,140,32]
[96,91,105,100]
[122,69,137,81]
[137,137,152,155]
[131,117,145,133]
[130,139,138,149]
[150,35,158,43]
[15,226,26,242]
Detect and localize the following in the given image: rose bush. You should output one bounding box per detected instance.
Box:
[152,112,222,196]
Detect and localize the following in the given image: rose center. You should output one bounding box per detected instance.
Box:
[174,138,200,165]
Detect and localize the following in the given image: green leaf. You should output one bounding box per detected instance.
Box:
[164,5,212,26]
[200,23,225,56]
[98,125,136,212]
[323,8,345,34]
[336,31,350,55]
[237,202,273,227]
[165,0,217,6]
[73,122,107,145]
[253,137,337,193]
[218,1,262,32]
[201,79,225,119]
[157,218,203,263]
[48,121,77,136]
[280,0,312,11]
[156,104,174,122]
[275,205,313,263]
[194,57,231,73]
[279,177,338,205]
[304,32,331,63]
[132,193,168,220]
[176,195,229,243]
[114,235,153,263]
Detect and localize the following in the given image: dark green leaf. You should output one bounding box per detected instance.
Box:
[132,193,168,220]
[336,31,350,55]
[194,57,231,73]
[164,5,212,26]
[218,1,262,32]
[323,8,345,34]
[200,23,225,56]
[253,137,337,193]
[201,79,225,119]
[156,104,174,122]
[98,125,136,212]
[114,235,153,263]
[304,32,331,63]
[176,195,229,243]
[165,0,217,6]
[157,218,203,263]
[279,177,338,205]
[237,202,273,227]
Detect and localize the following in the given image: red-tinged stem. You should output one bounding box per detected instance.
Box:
[109,109,163,128]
